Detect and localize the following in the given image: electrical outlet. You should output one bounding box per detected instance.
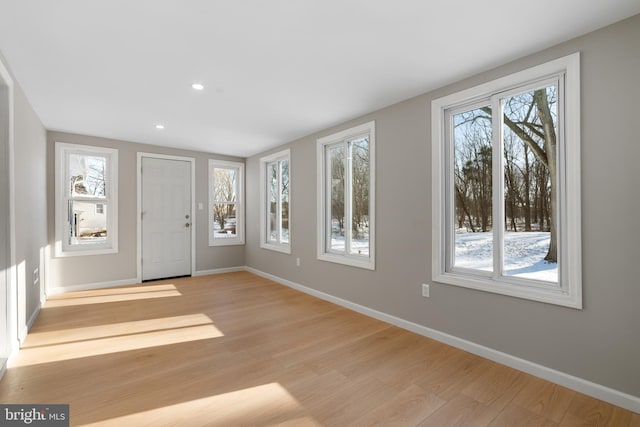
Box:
[296,257,301,267]
[422,284,430,298]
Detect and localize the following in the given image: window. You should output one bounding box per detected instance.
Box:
[260,149,290,253]
[209,159,244,246]
[431,53,581,308]
[317,121,375,270]
[55,142,118,256]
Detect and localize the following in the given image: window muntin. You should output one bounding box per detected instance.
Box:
[317,121,375,270]
[432,53,581,308]
[261,150,290,252]
[55,143,118,256]
[209,160,244,246]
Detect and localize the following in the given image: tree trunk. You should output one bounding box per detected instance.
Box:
[523,144,532,231]
[533,90,558,262]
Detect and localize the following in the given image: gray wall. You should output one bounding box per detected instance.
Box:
[0,47,48,345]
[14,81,47,332]
[0,55,12,361]
[246,14,640,398]
[47,132,245,288]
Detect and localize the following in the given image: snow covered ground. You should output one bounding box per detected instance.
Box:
[328,227,556,282]
[330,235,369,256]
[455,231,557,282]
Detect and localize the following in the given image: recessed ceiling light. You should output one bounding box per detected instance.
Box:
[191,83,204,91]
[155,124,165,130]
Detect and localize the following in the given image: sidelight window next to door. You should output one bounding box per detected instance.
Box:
[208,159,245,246]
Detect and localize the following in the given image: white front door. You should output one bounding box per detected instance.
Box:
[141,157,192,281]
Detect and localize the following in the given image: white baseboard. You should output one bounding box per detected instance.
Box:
[0,359,6,382]
[48,277,140,295]
[193,266,245,277]
[47,268,246,294]
[47,267,246,294]
[245,267,640,414]
[19,304,42,345]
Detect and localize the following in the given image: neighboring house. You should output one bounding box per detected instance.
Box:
[71,201,106,242]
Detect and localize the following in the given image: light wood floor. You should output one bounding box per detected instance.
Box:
[1,272,638,426]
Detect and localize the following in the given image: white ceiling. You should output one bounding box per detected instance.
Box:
[1,1,639,158]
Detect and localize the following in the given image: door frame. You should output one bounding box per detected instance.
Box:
[136,152,196,282]
[0,55,17,378]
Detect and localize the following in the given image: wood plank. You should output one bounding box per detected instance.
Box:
[560,394,633,426]
[461,361,529,411]
[489,404,558,427]
[511,375,576,422]
[417,394,500,427]
[347,384,446,426]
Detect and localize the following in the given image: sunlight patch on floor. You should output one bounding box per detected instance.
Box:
[77,383,310,427]
[23,313,216,347]
[45,284,182,307]
[50,283,180,299]
[10,319,223,368]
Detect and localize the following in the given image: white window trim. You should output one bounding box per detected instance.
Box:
[317,121,375,270]
[208,159,245,246]
[432,52,581,309]
[260,149,291,254]
[54,142,119,257]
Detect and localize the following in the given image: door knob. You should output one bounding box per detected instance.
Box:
[185,223,191,228]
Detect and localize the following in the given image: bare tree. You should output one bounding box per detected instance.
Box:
[453,86,558,262]
[351,139,369,239]
[500,88,558,262]
[213,169,236,231]
[330,146,345,234]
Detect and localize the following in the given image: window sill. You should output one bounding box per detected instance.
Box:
[55,246,118,258]
[260,243,291,254]
[433,271,582,309]
[317,252,375,270]
[209,239,245,247]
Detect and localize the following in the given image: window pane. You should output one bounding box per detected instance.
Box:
[68,154,107,198]
[212,203,237,238]
[214,168,237,203]
[280,159,289,244]
[68,200,107,245]
[502,85,558,283]
[328,144,345,253]
[267,162,278,242]
[452,106,493,271]
[350,137,369,257]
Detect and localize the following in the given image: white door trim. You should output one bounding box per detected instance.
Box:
[0,55,18,372]
[136,152,196,282]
